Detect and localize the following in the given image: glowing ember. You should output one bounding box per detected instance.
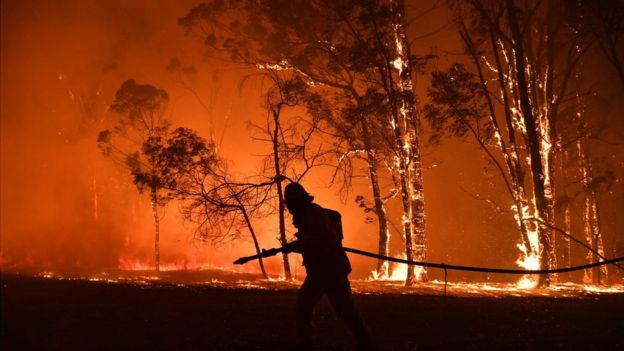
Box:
[117,256,218,272]
[32,271,624,298]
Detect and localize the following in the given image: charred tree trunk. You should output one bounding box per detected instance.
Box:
[150,186,160,272]
[271,106,292,280]
[506,0,554,286]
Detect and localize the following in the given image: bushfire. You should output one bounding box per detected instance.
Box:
[2,0,624,349]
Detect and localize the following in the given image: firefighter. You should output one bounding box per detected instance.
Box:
[283,182,372,350]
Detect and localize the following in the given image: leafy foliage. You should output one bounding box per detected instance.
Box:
[424,63,491,145]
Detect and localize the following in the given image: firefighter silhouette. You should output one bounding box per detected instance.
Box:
[283,182,372,350]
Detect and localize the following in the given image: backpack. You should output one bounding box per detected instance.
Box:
[324,208,343,241]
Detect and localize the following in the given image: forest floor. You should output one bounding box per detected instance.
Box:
[1,271,623,351]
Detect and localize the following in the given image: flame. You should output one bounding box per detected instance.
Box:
[28,268,624,298]
[117,256,215,272]
[515,244,540,289]
[392,56,403,71]
[369,254,411,281]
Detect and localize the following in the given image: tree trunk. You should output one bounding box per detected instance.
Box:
[369,0,416,286]
[562,202,572,280]
[150,186,160,272]
[391,0,428,284]
[561,149,572,281]
[488,28,537,262]
[506,0,554,286]
[272,107,292,280]
[578,136,608,284]
[361,123,391,278]
[465,26,536,266]
[407,119,428,283]
[241,206,268,279]
[540,0,559,282]
[92,177,99,221]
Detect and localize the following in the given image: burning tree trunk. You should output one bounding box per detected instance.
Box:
[386,0,428,285]
[474,29,537,268]
[374,64,415,285]
[539,0,560,283]
[506,0,555,286]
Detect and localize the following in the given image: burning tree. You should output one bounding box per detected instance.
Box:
[426,0,621,286]
[180,0,431,285]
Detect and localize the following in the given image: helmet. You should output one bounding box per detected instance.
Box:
[284,182,312,202]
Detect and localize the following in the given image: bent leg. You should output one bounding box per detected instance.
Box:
[325,276,371,348]
[296,276,324,343]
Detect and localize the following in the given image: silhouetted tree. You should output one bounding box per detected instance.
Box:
[97,79,172,272]
[246,71,343,279]
[175,155,277,279]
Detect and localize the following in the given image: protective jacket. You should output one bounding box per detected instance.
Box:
[290,203,351,277]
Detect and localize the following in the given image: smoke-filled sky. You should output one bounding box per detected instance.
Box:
[2,0,623,281]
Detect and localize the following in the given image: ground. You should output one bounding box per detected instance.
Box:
[1,272,623,350]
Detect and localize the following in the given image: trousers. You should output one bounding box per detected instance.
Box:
[296,273,370,345]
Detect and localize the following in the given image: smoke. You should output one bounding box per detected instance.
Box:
[0,0,223,272]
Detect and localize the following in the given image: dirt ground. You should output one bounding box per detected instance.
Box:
[2,273,623,351]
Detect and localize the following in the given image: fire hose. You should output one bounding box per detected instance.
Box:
[235,246,624,275]
[236,247,624,298]
[342,248,624,296]
[235,246,624,296]
[342,247,624,275]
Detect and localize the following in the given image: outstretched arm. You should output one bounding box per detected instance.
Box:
[233,240,301,265]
